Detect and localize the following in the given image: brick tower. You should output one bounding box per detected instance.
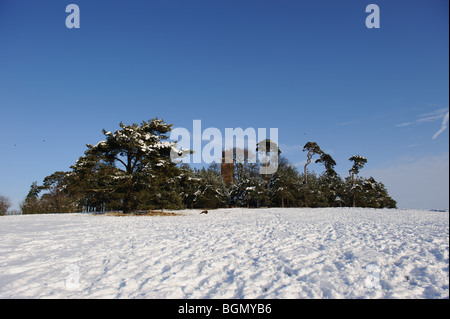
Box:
[220,150,234,188]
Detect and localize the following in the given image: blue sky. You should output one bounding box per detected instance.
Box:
[0,0,448,210]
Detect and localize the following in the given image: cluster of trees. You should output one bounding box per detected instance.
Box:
[20,118,396,214]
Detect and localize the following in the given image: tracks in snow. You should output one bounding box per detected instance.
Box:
[0,209,448,298]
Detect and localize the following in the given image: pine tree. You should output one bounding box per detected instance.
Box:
[190,166,228,209]
[315,152,337,177]
[318,173,344,207]
[358,177,397,208]
[178,164,202,209]
[72,118,183,213]
[302,142,322,184]
[269,157,301,207]
[315,152,341,207]
[256,139,281,178]
[348,155,368,207]
[21,119,398,212]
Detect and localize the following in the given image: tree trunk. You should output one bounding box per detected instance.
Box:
[351,172,356,208]
[123,190,133,214]
[304,165,308,184]
[304,151,312,184]
[265,151,268,179]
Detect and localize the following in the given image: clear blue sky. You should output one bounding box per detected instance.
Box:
[1,0,448,210]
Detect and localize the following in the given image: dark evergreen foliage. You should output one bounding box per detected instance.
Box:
[20,121,397,214]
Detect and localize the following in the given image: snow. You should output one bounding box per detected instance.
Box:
[0,208,448,299]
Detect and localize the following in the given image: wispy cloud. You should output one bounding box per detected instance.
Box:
[432,111,449,140]
[396,122,414,127]
[418,108,448,123]
[396,107,449,139]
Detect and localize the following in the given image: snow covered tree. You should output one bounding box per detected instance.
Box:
[135,166,185,211]
[72,118,183,213]
[246,176,269,208]
[256,139,281,178]
[349,155,367,183]
[232,147,258,182]
[358,177,397,208]
[315,152,340,207]
[297,171,329,207]
[21,121,398,212]
[190,165,229,209]
[66,156,119,212]
[302,142,322,184]
[315,152,337,177]
[348,155,368,207]
[231,176,267,208]
[178,164,202,209]
[269,157,302,207]
[318,172,344,207]
[228,163,268,208]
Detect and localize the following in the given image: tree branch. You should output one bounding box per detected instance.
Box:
[131,156,139,172]
[115,157,127,170]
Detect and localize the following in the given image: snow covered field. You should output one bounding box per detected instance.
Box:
[0,208,448,299]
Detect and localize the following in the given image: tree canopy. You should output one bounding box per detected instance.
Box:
[20,119,397,214]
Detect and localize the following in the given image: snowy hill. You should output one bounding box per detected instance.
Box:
[0,208,448,299]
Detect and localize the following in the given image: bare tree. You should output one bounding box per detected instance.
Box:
[0,195,11,216]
